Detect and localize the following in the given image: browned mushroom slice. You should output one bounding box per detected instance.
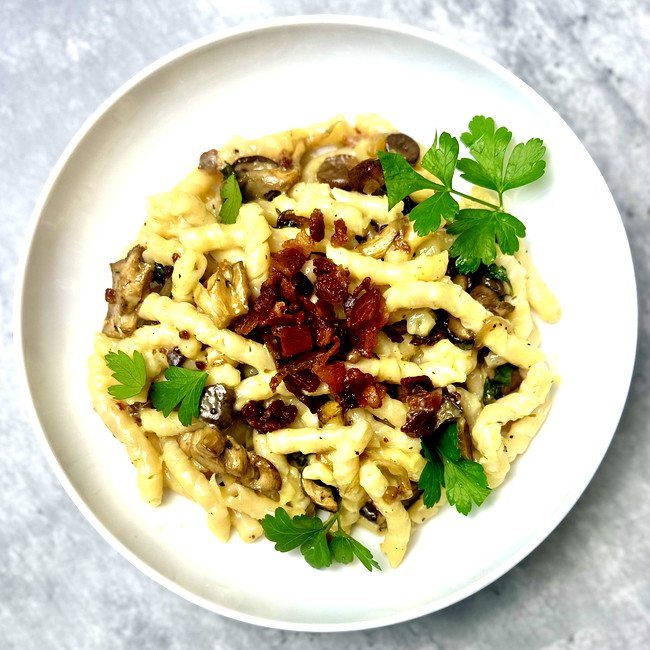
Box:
[301,478,339,512]
[179,426,281,498]
[316,154,358,190]
[355,225,398,258]
[457,417,474,461]
[348,158,385,195]
[102,245,154,339]
[446,315,475,345]
[198,149,224,174]
[232,155,300,201]
[385,133,420,165]
[470,284,514,317]
[194,261,250,328]
[199,384,235,428]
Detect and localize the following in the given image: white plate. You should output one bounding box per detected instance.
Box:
[16,16,637,631]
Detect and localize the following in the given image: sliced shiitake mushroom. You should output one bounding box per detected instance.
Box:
[316,154,358,190]
[470,284,514,317]
[385,133,420,165]
[103,245,154,339]
[348,158,385,195]
[199,383,235,428]
[301,478,339,512]
[179,426,281,497]
[457,416,474,461]
[233,155,300,201]
[198,149,223,173]
[194,260,250,329]
[355,225,398,258]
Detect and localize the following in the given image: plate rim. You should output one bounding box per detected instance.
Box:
[14,14,638,632]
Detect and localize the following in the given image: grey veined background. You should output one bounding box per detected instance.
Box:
[2,1,650,648]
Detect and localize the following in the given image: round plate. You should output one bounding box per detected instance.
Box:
[16,16,637,631]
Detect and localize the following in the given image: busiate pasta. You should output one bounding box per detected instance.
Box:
[89,115,560,569]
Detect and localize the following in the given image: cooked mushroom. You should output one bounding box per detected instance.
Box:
[179,426,281,497]
[435,391,463,429]
[194,261,250,328]
[348,158,385,195]
[451,274,469,291]
[301,478,339,512]
[446,315,475,344]
[232,155,300,201]
[317,400,343,426]
[199,383,235,428]
[198,149,223,174]
[470,284,514,317]
[103,245,154,338]
[457,417,474,461]
[316,154,358,190]
[385,133,420,165]
[355,225,398,258]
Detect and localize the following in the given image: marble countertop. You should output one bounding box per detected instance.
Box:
[2,1,649,648]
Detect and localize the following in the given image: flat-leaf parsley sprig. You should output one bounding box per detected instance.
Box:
[104,350,147,400]
[418,421,491,515]
[377,115,546,274]
[150,366,208,426]
[261,507,381,571]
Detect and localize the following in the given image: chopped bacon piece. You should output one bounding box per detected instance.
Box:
[241,399,298,433]
[230,312,259,335]
[312,257,349,304]
[400,375,434,396]
[315,362,346,394]
[288,369,321,393]
[331,219,349,248]
[271,247,307,277]
[282,230,314,258]
[315,364,386,411]
[309,208,325,243]
[272,324,314,357]
[347,285,388,356]
[401,390,443,437]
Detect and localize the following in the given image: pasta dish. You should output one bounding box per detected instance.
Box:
[88,115,560,569]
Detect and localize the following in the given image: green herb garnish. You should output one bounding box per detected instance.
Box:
[104,350,147,400]
[261,507,381,571]
[418,421,491,515]
[150,366,208,426]
[483,363,517,404]
[378,115,546,273]
[219,166,242,224]
[484,263,512,294]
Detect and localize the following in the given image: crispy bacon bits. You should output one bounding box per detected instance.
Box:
[231,229,389,412]
[315,363,386,411]
[241,399,298,433]
[331,218,349,248]
[400,377,464,438]
[309,208,325,243]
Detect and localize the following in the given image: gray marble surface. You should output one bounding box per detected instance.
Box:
[2,1,649,648]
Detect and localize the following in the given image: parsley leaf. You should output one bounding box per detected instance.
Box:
[418,440,444,508]
[331,529,382,571]
[104,350,147,400]
[441,455,491,516]
[150,366,208,426]
[261,507,381,571]
[485,263,512,294]
[219,171,242,224]
[421,132,459,189]
[457,116,512,193]
[483,363,517,404]
[447,209,526,273]
[418,422,492,515]
[408,191,459,235]
[502,138,547,191]
[377,150,441,211]
[457,116,546,200]
[300,529,332,569]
